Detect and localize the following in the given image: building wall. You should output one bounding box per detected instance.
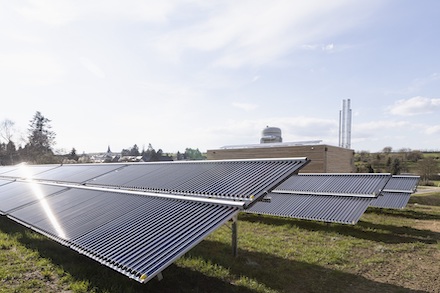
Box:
[206,144,354,173]
[325,145,355,173]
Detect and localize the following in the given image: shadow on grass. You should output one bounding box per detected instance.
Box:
[408,194,440,207]
[185,239,427,293]
[365,207,440,220]
[0,216,426,293]
[240,213,439,245]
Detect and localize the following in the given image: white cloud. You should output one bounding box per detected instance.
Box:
[322,43,334,51]
[389,96,440,116]
[300,43,336,52]
[301,44,319,50]
[232,102,258,112]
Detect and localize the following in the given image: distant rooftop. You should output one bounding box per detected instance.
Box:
[219,140,323,150]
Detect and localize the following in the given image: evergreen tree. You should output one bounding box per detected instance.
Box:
[68,148,79,161]
[184,148,205,160]
[24,111,57,163]
[143,143,157,161]
[391,158,401,175]
[130,144,140,156]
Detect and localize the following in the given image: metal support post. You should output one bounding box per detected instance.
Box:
[157,272,163,281]
[231,214,238,257]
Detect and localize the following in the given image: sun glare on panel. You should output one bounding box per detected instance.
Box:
[19,164,66,239]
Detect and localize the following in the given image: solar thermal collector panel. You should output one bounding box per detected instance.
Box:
[370,192,411,209]
[370,175,420,209]
[0,181,67,215]
[4,181,240,282]
[276,173,391,196]
[248,193,373,224]
[382,175,419,193]
[0,158,310,283]
[85,158,309,203]
[246,173,393,224]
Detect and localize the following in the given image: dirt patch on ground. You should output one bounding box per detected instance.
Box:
[414,186,440,194]
[371,252,439,292]
[414,219,440,233]
[351,247,440,292]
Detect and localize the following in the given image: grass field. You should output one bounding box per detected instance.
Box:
[1,192,439,293]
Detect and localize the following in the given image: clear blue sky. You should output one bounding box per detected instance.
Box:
[1,0,439,154]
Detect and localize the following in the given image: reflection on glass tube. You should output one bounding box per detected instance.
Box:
[20,164,66,239]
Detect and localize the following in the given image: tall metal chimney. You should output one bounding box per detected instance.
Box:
[346,99,352,149]
[338,99,352,149]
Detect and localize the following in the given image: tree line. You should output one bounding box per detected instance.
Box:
[1,111,58,165]
[0,111,205,166]
[1,112,439,184]
[355,147,440,185]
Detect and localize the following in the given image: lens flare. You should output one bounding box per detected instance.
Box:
[20,164,66,239]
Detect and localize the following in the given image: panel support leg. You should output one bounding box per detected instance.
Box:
[231,214,238,257]
[157,272,163,281]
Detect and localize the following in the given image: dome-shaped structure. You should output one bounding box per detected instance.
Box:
[260,126,282,144]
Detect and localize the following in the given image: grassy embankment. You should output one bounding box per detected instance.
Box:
[1,191,439,293]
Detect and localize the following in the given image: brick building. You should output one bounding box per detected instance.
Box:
[207,143,355,173]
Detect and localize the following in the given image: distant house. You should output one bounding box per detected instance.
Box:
[89,146,120,163]
[119,156,144,162]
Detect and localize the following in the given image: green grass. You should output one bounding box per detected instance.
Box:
[410,191,440,206]
[431,180,440,187]
[1,192,439,293]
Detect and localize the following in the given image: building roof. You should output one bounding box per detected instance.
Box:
[218,140,323,149]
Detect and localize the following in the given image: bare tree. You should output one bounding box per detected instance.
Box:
[416,157,440,184]
[0,119,15,143]
[0,119,18,165]
[382,146,393,154]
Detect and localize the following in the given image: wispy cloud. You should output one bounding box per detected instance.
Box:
[13,0,178,25]
[387,73,440,95]
[322,43,334,51]
[79,57,106,79]
[426,125,440,135]
[154,0,378,68]
[301,43,335,51]
[388,96,440,116]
